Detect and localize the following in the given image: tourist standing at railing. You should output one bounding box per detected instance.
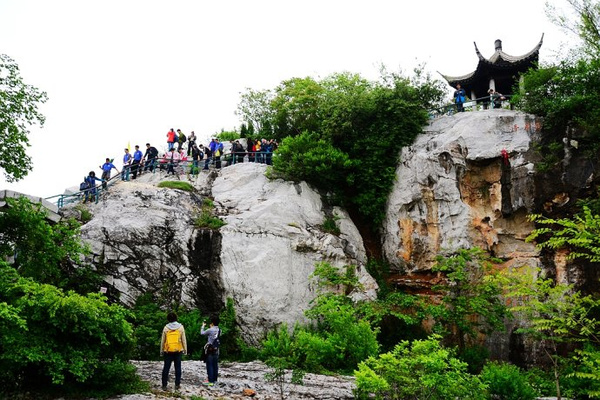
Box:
[488,88,505,109]
[191,144,203,172]
[99,158,119,189]
[83,171,103,203]
[203,146,213,170]
[254,139,262,163]
[122,148,132,181]
[176,129,186,152]
[214,139,223,169]
[167,128,176,151]
[166,148,181,175]
[132,145,143,179]
[232,140,245,164]
[248,139,256,162]
[454,84,466,113]
[143,143,159,172]
[187,131,197,156]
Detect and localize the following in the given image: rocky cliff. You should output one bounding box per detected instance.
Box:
[72,109,600,356]
[382,109,599,286]
[75,163,377,344]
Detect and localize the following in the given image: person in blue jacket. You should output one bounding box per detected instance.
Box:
[454,84,466,112]
[99,158,118,188]
[83,171,103,203]
[132,145,143,179]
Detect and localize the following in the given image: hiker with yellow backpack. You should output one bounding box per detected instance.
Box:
[160,312,188,391]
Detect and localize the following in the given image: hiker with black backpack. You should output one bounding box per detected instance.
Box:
[160,312,187,391]
[201,315,221,386]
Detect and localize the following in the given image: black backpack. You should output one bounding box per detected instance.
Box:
[80,179,90,191]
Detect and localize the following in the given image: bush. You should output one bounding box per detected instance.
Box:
[194,197,226,229]
[480,361,537,400]
[354,335,487,400]
[273,131,352,196]
[0,262,142,396]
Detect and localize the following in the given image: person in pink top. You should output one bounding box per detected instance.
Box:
[166,148,181,175]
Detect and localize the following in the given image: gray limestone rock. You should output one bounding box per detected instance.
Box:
[77,163,377,344]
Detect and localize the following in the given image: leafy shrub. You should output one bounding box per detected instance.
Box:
[0,196,100,292]
[321,214,341,235]
[157,180,195,192]
[260,294,379,373]
[480,361,537,400]
[354,335,487,400]
[194,197,226,229]
[0,262,142,396]
[273,131,352,194]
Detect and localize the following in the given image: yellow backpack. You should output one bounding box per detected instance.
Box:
[164,329,183,352]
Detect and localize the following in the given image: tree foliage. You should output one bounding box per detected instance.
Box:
[0,262,142,396]
[431,248,508,351]
[354,335,487,400]
[0,54,48,182]
[513,57,600,139]
[546,0,600,59]
[500,266,600,398]
[0,196,100,291]
[528,206,600,262]
[247,68,445,226]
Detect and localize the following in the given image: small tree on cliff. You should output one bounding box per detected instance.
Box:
[500,266,600,399]
[431,248,508,357]
[0,54,48,182]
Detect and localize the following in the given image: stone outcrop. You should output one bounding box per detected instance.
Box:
[76,163,377,343]
[383,110,544,277]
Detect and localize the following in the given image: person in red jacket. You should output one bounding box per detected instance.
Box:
[167,128,176,151]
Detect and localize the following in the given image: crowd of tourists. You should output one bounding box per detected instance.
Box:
[79,128,278,202]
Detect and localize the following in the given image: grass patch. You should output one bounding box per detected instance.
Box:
[74,204,93,223]
[194,197,226,230]
[157,181,195,192]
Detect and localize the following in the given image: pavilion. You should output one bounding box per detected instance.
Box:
[439,35,544,102]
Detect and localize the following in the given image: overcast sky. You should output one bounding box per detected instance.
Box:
[0,0,575,198]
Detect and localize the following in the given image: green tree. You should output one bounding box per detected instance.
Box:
[501,266,600,399]
[0,54,48,182]
[0,262,143,397]
[236,87,274,136]
[546,0,600,59]
[270,77,325,139]
[431,248,508,352]
[0,196,100,291]
[513,58,600,140]
[354,335,488,400]
[528,206,600,262]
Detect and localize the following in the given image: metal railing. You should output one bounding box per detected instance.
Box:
[46,151,277,209]
[430,95,514,118]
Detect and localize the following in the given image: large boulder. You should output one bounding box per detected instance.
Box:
[383,110,543,276]
[77,163,377,343]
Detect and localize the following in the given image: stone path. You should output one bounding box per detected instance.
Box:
[108,360,355,400]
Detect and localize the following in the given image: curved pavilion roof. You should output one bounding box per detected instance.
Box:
[439,34,544,98]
